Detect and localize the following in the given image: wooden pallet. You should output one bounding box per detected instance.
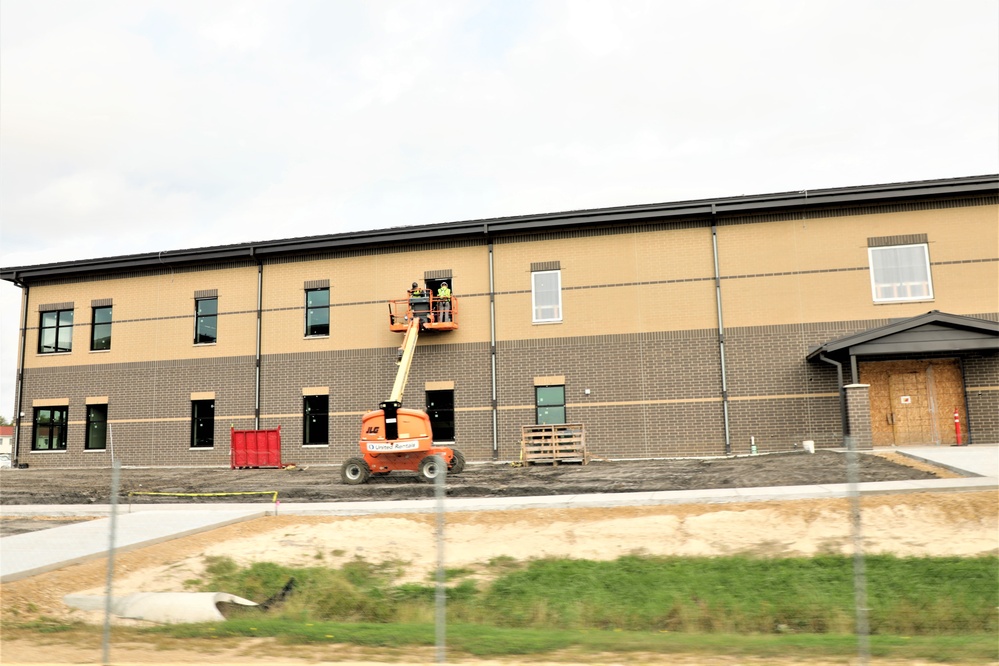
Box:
[520,424,588,465]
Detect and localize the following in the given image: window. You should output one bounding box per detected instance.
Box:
[532,270,562,323]
[426,389,455,441]
[191,399,215,448]
[38,309,74,353]
[86,404,108,450]
[91,306,112,351]
[305,288,330,337]
[33,407,68,450]
[536,386,566,425]
[195,298,218,344]
[303,395,329,445]
[869,244,933,302]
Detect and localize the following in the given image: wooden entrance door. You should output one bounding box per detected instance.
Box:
[887,371,932,445]
[861,359,966,446]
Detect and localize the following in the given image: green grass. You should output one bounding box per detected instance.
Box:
[141,620,999,662]
[14,554,989,663]
[191,553,998,636]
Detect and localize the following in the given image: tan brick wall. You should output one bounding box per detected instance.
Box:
[24,265,260,370]
[717,203,999,327]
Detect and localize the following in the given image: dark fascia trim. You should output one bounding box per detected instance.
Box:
[806,310,999,361]
[3,174,996,284]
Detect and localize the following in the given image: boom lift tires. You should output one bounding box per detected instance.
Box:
[448,449,465,474]
[418,454,447,482]
[341,457,371,485]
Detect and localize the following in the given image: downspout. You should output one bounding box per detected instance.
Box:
[711,207,732,455]
[13,277,29,466]
[818,353,849,439]
[253,248,263,430]
[486,225,499,459]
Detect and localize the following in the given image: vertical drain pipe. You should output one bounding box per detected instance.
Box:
[711,207,732,455]
[487,227,499,459]
[253,249,263,430]
[13,278,29,466]
[818,353,849,439]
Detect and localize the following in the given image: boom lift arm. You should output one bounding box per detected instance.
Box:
[380,320,420,440]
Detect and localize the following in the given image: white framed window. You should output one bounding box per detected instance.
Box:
[532,270,562,323]
[868,244,933,303]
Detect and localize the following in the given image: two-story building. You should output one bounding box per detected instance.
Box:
[2,174,997,468]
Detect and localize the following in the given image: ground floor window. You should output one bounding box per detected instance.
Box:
[303,395,329,445]
[85,404,108,450]
[33,407,68,450]
[426,389,455,441]
[191,399,215,448]
[536,385,566,425]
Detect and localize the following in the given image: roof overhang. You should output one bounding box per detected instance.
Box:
[806,311,999,363]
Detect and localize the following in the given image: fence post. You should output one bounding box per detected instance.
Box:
[102,460,121,666]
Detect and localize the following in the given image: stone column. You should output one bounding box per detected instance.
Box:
[844,384,873,450]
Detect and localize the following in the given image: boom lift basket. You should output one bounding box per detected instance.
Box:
[388,296,459,332]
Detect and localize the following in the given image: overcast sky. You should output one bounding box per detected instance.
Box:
[1,0,997,420]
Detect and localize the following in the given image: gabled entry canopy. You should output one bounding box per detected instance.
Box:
[807,311,999,366]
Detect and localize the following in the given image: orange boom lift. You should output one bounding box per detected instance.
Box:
[340,287,464,484]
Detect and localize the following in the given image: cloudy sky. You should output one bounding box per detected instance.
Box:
[1,0,997,419]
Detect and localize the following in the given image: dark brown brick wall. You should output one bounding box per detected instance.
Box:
[16,323,998,468]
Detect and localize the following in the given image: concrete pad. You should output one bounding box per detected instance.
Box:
[895,443,999,478]
[0,508,264,582]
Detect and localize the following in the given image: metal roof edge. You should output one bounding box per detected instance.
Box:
[805,311,999,360]
[3,174,997,284]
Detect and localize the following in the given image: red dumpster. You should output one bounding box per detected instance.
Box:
[230,426,282,469]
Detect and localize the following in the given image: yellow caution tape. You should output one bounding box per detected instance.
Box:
[127,491,279,503]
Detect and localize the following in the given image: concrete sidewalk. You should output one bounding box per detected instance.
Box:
[894,443,998,478]
[2,444,995,583]
[0,508,265,583]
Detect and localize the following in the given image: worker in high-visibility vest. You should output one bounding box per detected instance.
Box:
[437,282,452,322]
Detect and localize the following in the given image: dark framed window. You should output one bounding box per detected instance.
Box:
[426,389,455,441]
[38,309,74,353]
[303,395,329,445]
[91,306,112,351]
[86,404,108,450]
[191,399,215,448]
[305,288,330,337]
[33,407,68,450]
[536,385,566,425]
[195,298,218,344]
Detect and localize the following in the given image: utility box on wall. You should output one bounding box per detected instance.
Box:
[230,426,282,469]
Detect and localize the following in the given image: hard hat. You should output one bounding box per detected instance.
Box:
[412,282,418,288]
[442,282,447,286]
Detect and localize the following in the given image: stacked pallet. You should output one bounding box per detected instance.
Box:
[520,424,588,465]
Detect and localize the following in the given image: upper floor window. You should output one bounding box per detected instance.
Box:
[532,269,562,323]
[33,407,68,450]
[305,288,330,337]
[91,306,112,351]
[38,308,74,354]
[191,399,215,448]
[195,298,218,344]
[536,385,566,425]
[86,404,108,450]
[868,244,933,302]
